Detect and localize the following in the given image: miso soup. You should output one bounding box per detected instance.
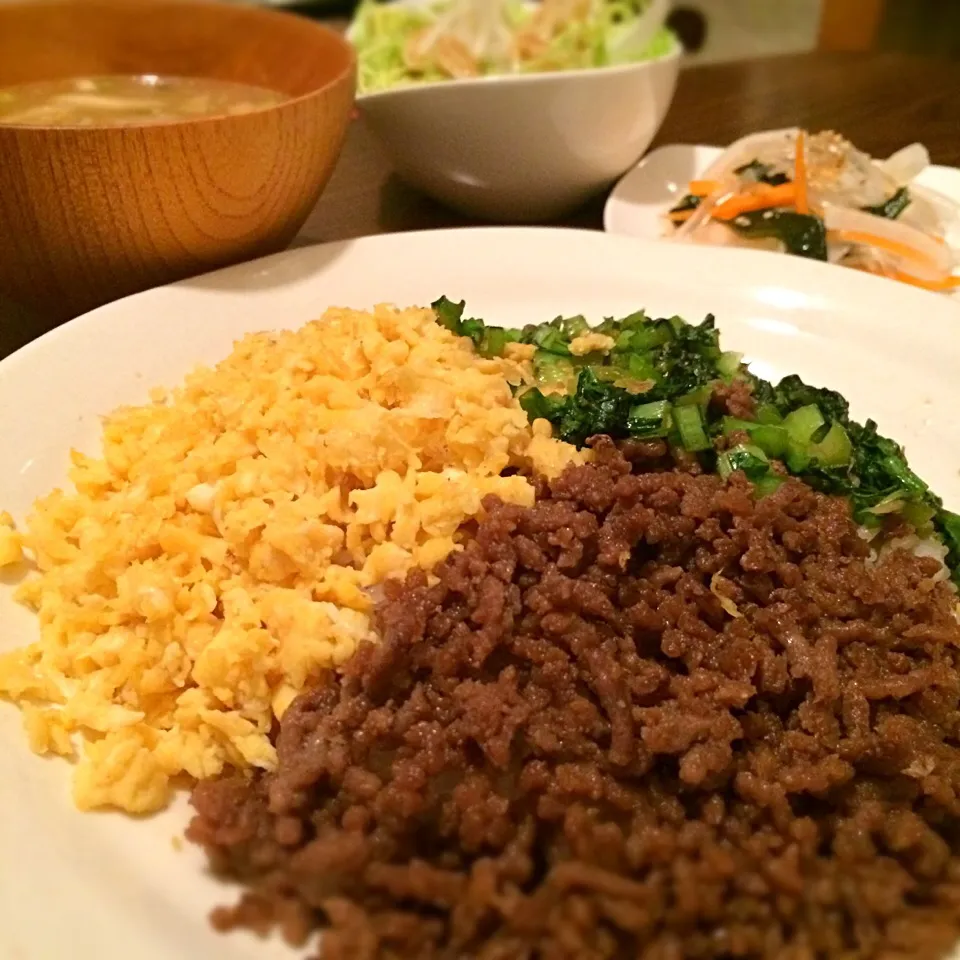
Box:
[0,74,286,127]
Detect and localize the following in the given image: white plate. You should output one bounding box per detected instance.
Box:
[2,227,960,960]
[604,143,960,285]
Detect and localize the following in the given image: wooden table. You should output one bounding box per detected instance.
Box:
[4,50,960,358]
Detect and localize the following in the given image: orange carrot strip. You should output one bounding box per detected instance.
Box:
[687,180,721,197]
[794,131,809,215]
[712,183,797,221]
[828,228,936,267]
[891,270,960,292]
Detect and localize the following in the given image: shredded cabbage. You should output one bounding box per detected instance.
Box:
[351,0,678,95]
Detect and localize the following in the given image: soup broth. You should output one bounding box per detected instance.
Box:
[0,74,286,126]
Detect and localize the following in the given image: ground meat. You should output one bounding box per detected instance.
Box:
[188,438,960,960]
[711,378,757,420]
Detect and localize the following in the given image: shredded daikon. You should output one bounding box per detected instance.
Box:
[665,128,960,293]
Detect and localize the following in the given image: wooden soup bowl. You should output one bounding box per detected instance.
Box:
[0,0,355,325]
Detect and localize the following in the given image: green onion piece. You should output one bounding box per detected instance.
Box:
[533,353,576,390]
[784,404,826,469]
[783,404,825,445]
[719,444,770,481]
[627,353,658,381]
[717,351,744,380]
[611,313,657,349]
[756,404,784,425]
[618,310,648,330]
[589,365,624,382]
[721,416,754,431]
[519,388,567,422]
[675,385,713,409]
[432,296,465,333]
[460,317,485,346]
[721,417,788,458]
[627,400,672,438]
[866,492,905,516]
[902,500,937,533]
[674,404,711,451]
[749,424,788,458]
[808,422,852,467]
[753,474,785,498]
[478,327,521,358]
[935,511,960,584]
[623,322,673,352]
[528,325,571,355]
[559,315,590,338]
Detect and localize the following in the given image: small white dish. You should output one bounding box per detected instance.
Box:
[4,227,960,959]
[605,142,960,254]
[349,3,680,222]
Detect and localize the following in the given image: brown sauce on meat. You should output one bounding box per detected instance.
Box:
[189,438,960,960]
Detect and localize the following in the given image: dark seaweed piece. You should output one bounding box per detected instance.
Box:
[669,193,702,216]
[728,209,828,261]
[863,187,911,220]
[735,159,792,186]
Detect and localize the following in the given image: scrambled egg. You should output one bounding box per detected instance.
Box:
[0,305,581,813]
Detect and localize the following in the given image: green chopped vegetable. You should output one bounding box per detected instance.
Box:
[753,473,786,498]
[721,418,787,458]
[718,444,770,482]
[519,388,568,422]
[728,210,829,261]
[555,367,633,447]
[627,400,671,438]
[674,404,710,452]
[783,404,826,469]
[717,351,743,380]
[808,422,853,468]
[432,296,486,347]
[351,0,678,95]
[532,352,576,390]
[750,374,850,425]
[431,298,960,583]
[863,187,911,220]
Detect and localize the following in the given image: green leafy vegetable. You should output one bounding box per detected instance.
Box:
[627,400,672,438]
[431,298,960,583]
[718,444,770,481]
[555,368,634,447]
[750,373,850,425]
[674,404,711,451]
[728,210,828,261]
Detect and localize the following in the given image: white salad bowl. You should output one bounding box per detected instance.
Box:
[352,31,681,222]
